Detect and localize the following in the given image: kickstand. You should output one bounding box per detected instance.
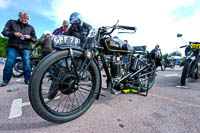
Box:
[136,80,150,97]
[136,90,148,97]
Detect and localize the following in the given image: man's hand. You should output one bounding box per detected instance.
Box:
[14,32,23,37]
[24,35,31,39]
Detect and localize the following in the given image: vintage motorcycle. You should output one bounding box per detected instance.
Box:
[161,56,175,71]
[180,42,200,85]
[12,52,40,77]
[28,22,156,123]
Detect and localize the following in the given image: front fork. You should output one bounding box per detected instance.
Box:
[68,48,103,99]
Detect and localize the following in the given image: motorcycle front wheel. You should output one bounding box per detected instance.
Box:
[28,50,100,123]
[193,64,199,79]
[180,60,192,85]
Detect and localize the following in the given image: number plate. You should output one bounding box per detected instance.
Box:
[190,43,200,49]
[53,35,80,46]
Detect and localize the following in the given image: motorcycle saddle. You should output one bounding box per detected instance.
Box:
[133,45,147,52]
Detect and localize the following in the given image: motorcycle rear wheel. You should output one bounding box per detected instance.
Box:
[161,61,166,71]
[171,63,175,69]
[28,50,100,123]
[13,60,24,77]
[137,54,156,91]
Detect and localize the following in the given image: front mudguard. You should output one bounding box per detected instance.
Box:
[93,58,102,100]
[55,45,84,51]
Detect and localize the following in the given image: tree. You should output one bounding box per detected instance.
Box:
[169,50,182,57]
[0,37,8,57]
[162,53,168,59]
[0,37,41,57]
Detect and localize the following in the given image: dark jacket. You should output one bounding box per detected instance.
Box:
[2,19,37,50]
[63,22,92,47]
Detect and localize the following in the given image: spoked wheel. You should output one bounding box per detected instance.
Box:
[28,50,100,123]
[160,61,166,71]
[194,65,199,79]
[171,63,175,69]
[13,60,24,77]
[137,54,156,91]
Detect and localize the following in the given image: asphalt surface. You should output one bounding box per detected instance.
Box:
[0,64,200,133]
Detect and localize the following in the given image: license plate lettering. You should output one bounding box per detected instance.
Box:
[191,43,200,49]
[53,35,80,46]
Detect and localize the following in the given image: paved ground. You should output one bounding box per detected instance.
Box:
[0,64,200,133]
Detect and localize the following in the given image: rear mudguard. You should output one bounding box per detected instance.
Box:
[55,45,102,100]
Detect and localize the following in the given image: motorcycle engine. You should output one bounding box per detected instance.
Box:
[110,55,129,78]
[109,54,139,90]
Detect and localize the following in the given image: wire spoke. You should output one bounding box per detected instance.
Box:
[39,56,96,115]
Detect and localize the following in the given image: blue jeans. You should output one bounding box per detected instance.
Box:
[3,47,31,83]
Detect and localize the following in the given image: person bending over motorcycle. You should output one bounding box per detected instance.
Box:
[53,20,70,35]
[32,30,54,75]
[62,12,92,70]
[32,30,54,59]
[47,12,92,99]
[62,12,92,47]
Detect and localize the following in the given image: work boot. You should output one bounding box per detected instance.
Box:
[0,82,8,87]
[47,81,59,99]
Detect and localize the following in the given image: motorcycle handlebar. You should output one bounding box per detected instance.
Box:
[101,25,136,35]
[180,45,187,48]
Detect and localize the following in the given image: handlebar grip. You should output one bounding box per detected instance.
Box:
[180,45,187,48]
[119,25,136,30]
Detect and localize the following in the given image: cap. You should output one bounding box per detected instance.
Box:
[43,30,51,35]
[63,20,69,27]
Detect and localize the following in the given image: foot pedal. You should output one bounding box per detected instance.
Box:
[107,83,121,95]
[110,88,122,95]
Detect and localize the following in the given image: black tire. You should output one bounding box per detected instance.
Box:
[180,60,192,85]
[161,61,166,71]
[194,65,199,79]
[13,60,24,77]
[164,65,167,71]
[28,50,100,123]
[138,54,156,91]
[171,63,175,69]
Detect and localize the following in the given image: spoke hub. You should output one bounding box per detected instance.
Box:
[60,74,78,94]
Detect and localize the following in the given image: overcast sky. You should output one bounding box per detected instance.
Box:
[0,0,200,55]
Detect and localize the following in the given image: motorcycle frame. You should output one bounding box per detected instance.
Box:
[55,24,156,98]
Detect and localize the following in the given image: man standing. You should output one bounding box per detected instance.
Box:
[0,11,37,86]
